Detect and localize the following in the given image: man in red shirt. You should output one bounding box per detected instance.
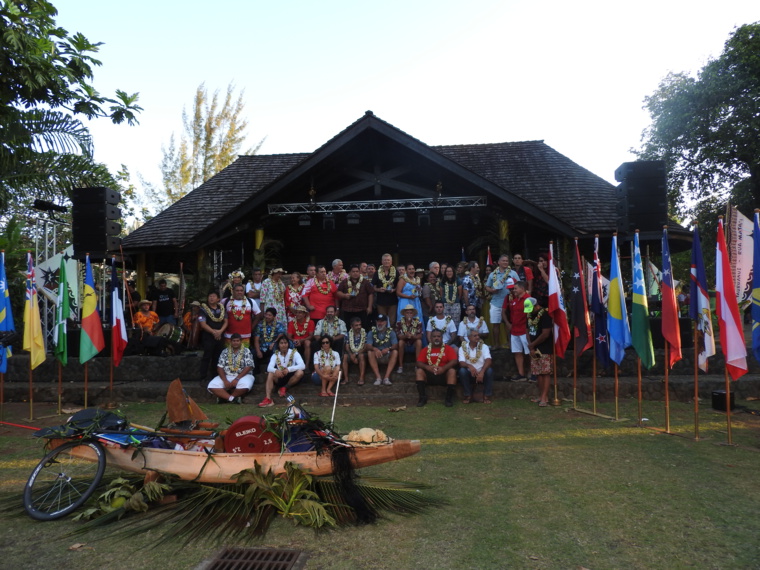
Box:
[502,280,530,381]
[415,329,459,407]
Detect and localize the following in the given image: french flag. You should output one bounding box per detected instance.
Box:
[111,258,129,367]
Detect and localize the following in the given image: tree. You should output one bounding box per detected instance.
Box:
[0,0,141,213]
[149,83,263,209]
[637,22,760,219]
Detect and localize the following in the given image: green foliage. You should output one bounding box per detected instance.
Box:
[637,22,760,219]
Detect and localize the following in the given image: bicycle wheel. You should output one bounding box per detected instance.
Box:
[23,440,106,521]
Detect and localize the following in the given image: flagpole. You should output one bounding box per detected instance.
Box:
[664,343,671,433]
[637,357,643,427]
[552,351,560,406]
[572,338,577,409]
[57,361,62,415]
[28,358,34,421]
[84,362,89,409]
[614,363,619,421]
[693,323,700,440]
[591,338,597,415]
[724,365,732,445]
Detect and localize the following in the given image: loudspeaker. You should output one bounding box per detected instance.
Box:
[648,317,693,349]
[712,390,735,411]
[71,187,122,259]
[615,161,668,234]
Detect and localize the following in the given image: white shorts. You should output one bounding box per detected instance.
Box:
[489,304,504,324]
[207,374,255,391]
[510,334,530,354]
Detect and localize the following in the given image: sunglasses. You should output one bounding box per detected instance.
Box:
[321,340,331,345]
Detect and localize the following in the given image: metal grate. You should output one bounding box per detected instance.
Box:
[268,195,487,214]
[202,548,307,570]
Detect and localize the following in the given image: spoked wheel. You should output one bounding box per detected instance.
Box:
[23,440,106,521]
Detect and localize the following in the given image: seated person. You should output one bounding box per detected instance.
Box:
[426,300,458,346]
[312,335,341,397]
[286,305,315,369]
[253,308,286,374]
[132,299,169,355]
[314,305,347,353]
[182,300,202,350]
[207,333,255,404]
[458,329,494,404]
[457,303,490,345]
[343,317,368,385]
[395,303,423,372]
[258,335,306,408]
[367,314,398,386]
[415,329,459,408]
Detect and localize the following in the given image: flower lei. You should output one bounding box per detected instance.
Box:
[329,270,347,285]
[292,319,310,338]
[528,308,547,334]
[228,299,248,321]
[346,276,365,296]
[259,323,277,345]
[318,349,337,368]
[201,302,225,323]
[463,341,484,364]
[266,279,285,304]
[371,326,392,346]
[426,345,445,367]
[430,316,452,332]
[348,329,367,354]
[464,317,485,333]
[471,273,483,298]
[377,265,397,290]
[321,318,341,337]
[226,347,244,373]
[399,317,421,336]
[427,281,442,301]
[315,279,332,295]
[275,349,296,371]
[490,268,509,290]
[443,282,458,304]
[287,283,303,304]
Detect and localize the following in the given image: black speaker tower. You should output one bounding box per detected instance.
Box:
[71,187,122,260]
[615,161,668,236]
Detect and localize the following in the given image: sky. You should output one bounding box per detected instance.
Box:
[54,0,759,200]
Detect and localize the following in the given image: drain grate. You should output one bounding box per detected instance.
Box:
[203,547,307,570]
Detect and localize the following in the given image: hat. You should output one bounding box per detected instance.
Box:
[414,268,424,274]
[376,314,388,321]
[401,303,418,315]
[506,277,516,289]
[190,301,201,307]
[524,297,537,313]
[228,269,245,280]
[270,267,285,274]
[139,299,151,307]
[294,305,309,312]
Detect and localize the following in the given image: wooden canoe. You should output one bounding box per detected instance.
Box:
[57,438,422,484]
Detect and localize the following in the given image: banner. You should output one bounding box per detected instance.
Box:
[35,246,79,320]
[725,205,753,308]
[716,218,747,380]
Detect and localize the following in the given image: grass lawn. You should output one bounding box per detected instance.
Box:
[1,395,760,570]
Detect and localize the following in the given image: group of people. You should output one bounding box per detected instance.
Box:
[134,251,560,408]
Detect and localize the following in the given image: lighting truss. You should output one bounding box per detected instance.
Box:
[267,196,487,215]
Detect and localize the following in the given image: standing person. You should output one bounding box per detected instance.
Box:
[207,333,254,404]
[260,268,287,327]
[482,264,494,340]
[458,329,494,404]
[343,317,368,385]
[511,253,533,293]
[337,264,374,330]
[245,268,264,300]
[151,279,178,326]
[458,304,490,345]
[312,335,341,397]
[526,297,553,407]
[421,270,441,325]
[428,261,440,279]
[182,301,203,350]
[395,303,423,370]
[329,259,348,286]
[221,270,245,301]
[502,280,530,381]
[302,264,317,295]
[415,330,458,407]
[440,265,463,326]
[395,263,423,323]
[222,284,261,347]
[259,335,306,407]
[367,314,398,386]
[125,280,141,327]
[253,308,286,373]
[286,305,315,368]
[198,291,227,384]
[372,253,398,326]
[427,301,458,346]
[461,261,483,312]
[285,271,305,323]
[302,265,337,323]
[532,253,550,309]
[485,255,513,348]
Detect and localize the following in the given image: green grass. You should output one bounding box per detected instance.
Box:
[1,396,760,569]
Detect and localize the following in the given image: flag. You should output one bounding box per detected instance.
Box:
[571,238,592,355]
[689,224,715,372]
[548,242,571,357]
[23,252,46,369]
[53,254,70,366]
[486,246,493,266]
[631,232,655,369]
[111,258,128,367]
[646,259,662,296]
[661,228,682,368]
[607,234,632,365]
[591,237,611,368]
[80,254,105,364]
[752,212,760,364]
[0,251,15,373]
[716,218,747,380]
[725,205,754,308]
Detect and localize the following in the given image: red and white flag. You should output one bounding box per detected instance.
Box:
[486,246,493,267]
[111,258,128,367]
[716,218,747,380]
[548,242,570,358]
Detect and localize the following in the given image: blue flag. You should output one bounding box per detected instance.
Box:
[591,236,611,368]
[753,213,760,364]
[0,251,15,373]
[607,234,632,365]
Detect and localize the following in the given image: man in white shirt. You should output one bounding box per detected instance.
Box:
[458,329,494,404]
[426,301,458,346]
[457,303,489,345]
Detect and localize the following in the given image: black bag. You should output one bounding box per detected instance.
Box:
[34,408,129,439]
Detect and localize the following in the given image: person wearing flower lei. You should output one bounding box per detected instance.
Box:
[415,329,459,407]
[312,335,341,397]
[253,308,286,374]
[284,271,305,323]
[222,284,261,348]
[337,264,374,330]
[207,333,255,404]
[245,267,263,300]
[220,269,245,302]
[485,254,517,349]
[258,335,306,408]
[526,297,553,407]
[302,265,337,323]
[260,267,288,327]
[502,280,531,382]
[426,300,458,346]
[286,305,315,369]
[421,269,441,325]
[372,253,399,326]
[458,329,494,405]
[395,303,423,370]
[395,263,423,323]
[197,291,228,384]
[314,305,347,353]
[457,303,490,346]
[342,317,368,385]
[440,265,463,326]
[329,258,349,286]
[367,314,398,386]
[461,260,483,311]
